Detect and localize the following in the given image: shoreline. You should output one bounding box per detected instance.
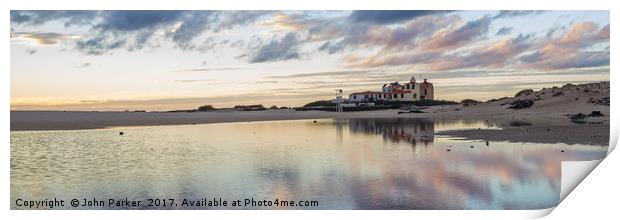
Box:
[10,81,611,146]
[11,106,611,146]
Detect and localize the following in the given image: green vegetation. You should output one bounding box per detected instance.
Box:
[460,99,481,107]
[197,104,216,111]
[234,105,267,111]
[410,99,458,106]
[514,89,534,97]
[302,100,337,108]
[486,97,510,103]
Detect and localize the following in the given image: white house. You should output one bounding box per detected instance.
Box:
[348,75,434,103]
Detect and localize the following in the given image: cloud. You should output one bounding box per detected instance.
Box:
[217,11,273,31]
[346,51,442,68]
[428,34,534,70]
[349,10,452,24]
[345,15,494,68]
[75,36,126,55]
[266,70,372,79]
[9,10,610,72]
[519,22,609,70]
[249,33,300,63]
[97,11,184,31]
[12,11,275,55]
[11,32,81,45]
[11,10,99,27]
[493,10,544,19]
[174,79,214,83]
[319,15,457,55]
[496,27,513,36]
[173,67,245,72]
[255,80,278,84]
[262,12,310,31]
[168,11,218,49]
[422,16,492,51]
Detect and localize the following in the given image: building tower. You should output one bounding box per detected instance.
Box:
[335,89,344,112]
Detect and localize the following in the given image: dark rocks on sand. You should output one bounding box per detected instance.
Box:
[570,113,587,120]
[508,99,534,110]
[397,110,426,114]
[588,111,604,117]
[552,91,563,97]
[570,111,604,120]
[589,96,610,106]
[509,120,532,127]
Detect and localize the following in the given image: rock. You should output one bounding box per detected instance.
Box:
[588,111,604,117]
[570,113,587,120]
[589,96,610,106]
[508,99,534,109]
[552,91,563,97]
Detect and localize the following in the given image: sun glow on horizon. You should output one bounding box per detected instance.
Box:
[10,10,610,111]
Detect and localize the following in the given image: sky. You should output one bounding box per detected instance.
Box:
[10,10,610,111]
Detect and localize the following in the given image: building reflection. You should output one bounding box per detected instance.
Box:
[346,118,435,147]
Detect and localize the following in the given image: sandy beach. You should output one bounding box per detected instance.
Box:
[11,82,611,146]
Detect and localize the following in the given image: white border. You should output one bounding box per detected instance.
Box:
[2,1,616,219]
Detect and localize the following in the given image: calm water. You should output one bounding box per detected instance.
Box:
[10,118,607,210]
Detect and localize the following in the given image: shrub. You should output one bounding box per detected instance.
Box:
[234,105,267,111]
[514,89,534,97]
[197,105,216,111]
[303,100,337,108]
[460,99,480,107]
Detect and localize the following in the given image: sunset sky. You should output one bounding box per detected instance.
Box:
[10,10,609,111]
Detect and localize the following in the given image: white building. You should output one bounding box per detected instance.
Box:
[348,75,434,103]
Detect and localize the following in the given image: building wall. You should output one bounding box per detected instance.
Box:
[347,77,434,103]
[419,82,434,100]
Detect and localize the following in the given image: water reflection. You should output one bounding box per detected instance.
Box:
[10,119,607,210]
[347,118,435,147]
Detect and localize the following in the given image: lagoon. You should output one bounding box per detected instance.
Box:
[10,118,607,209]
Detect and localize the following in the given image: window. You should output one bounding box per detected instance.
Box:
[353,95,357,99]
[401,94,404,98]
[414,94,417,99]
[406,84,410,89]
[393,94,397,98]
[424,89,427,95]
